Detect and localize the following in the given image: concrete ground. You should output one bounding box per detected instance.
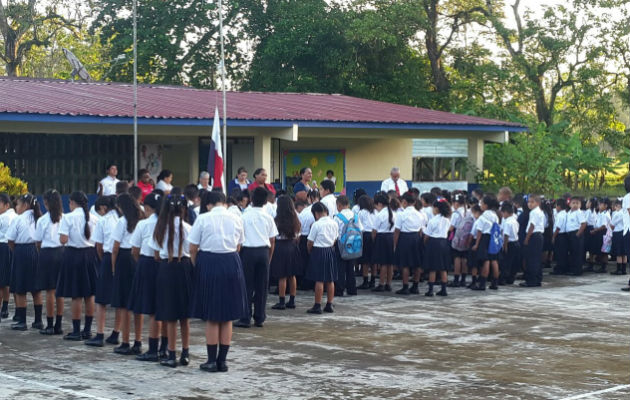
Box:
[0,272,628,400]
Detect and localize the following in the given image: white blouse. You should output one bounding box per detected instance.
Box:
[34,212,63,248]
[188,206,244,253]
[394,206,425,233]
[112,216,135,249]
[149,217,191,259]
[373,207,395,233]
[307,216,338,248]
[58,208,98,248]
[0,209,17,243]
[5,210,36,244]
[424,215,450,239]
[241,207,279,248]
[92,210,120,253]
[130,214,158,257]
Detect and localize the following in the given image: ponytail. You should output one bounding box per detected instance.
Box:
[374,192,394,230]
[153,187,186,262]
[19,194,42,222]
[70,191,90,240]
[43,190,63,223]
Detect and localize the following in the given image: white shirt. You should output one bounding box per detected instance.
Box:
[424,215,450,239]
[358,209,376,233]
[241,207,278,247]
[227,205,242,218]
[112,216,135,249]
[450,207,465,229]
[320,194,338,218]
[596,210,610,230]
[263,202,277,218]
[155,180,173,193]
[34,213,63,248]
[92,210,119,253]
[58,208,98,248]
[149,217,191,259]
[307,216,339,247]
[189,206,244,253]
[130,214,158,257]
[612,210,624,232]
[0,209,17,243]
[586,209,598,227]
[395,206,424,233]
[471,217,481,237]
[623,193,630,234]
[5,210,36,244]
[422,206,434,223]
[528,207,545,234]
[334,209,362,239]
[99,176,119,196]
[477,210,499,235]
[373,207,396,233]
[351,205,360,214]
[501,215,519,242]
[380,177,408,195]
[566,209,586,232]
[299,205,315,236]
[554,210,567,234]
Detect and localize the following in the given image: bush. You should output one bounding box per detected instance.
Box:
[0,163,28,196]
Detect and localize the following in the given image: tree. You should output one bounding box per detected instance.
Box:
[0,162,28,195]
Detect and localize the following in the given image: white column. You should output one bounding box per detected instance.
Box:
[467,137,484,182]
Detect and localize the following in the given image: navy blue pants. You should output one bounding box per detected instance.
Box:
[524,233,543,285]
[500,241,521,284]
[554,233,569,273]
[335,256,357,295]
[239,246,270,325]
[567,231,584,275]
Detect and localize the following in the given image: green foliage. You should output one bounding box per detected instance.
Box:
[0,163,28,196]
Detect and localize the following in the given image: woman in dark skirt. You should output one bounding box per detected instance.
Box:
[57,191,99,340]
[35,190,65,335]
[189,191,248,373]
[371,192,395,292]
[357,195,376,290]
[393,192,423,295]
[150,188,192,368]
[270,195,301,310]
[423,200,452,296]
[111,193,144,355]
[0,193,16,319]
[6,194,42,330]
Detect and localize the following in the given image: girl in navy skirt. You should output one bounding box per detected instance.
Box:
[371,192,396,292]
[57,191,99,341]
[6,194,42,330]
[35,190,65,335]
[270,195,301,310]
[591,198,611,273]
[129,192,166,362]
[610,200,625,274]
[584,198,599,271]
[423,200,452,296]
[471,195,501,291]
[112,193,144,355]
[393,192,423,295]
[189,191,248,372]
[150,188,193,368]
[356,195,377,289]
[449,194,469,287]
[306,202,339,314]
[86,196,121,347]
[0,193,16,320]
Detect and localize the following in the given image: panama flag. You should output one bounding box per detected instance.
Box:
[208,107,225,192]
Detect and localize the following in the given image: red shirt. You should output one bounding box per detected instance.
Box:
[247,181,276,195]
[137,181,154,202]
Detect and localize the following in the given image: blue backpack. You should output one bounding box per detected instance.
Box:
[337,213,363,260]
[488,221,504,255]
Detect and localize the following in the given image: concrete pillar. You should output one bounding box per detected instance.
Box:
[189,137,199,184]
[254,134,272,174]
[467,137,484,182]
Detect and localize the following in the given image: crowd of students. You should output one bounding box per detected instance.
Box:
[1,170,629,373]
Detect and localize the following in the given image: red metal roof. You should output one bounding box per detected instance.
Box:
[0,77,523,128]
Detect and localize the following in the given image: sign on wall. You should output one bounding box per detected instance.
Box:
[139,144,163,180]
[284,150,346,193]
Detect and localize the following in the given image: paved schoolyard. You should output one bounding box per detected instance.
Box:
[0,272,628,400]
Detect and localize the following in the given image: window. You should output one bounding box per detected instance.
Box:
[413,157,467,182]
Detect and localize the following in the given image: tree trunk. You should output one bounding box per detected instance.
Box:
[424,0,451,98]
[534,77,552,127]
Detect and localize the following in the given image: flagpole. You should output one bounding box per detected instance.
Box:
[218,0,227,193]
[132,0,138,184]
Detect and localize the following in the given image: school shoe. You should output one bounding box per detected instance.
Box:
[105,333,120,345]
[396,286,410,295]
[306,304,322,314]
[285,300,296,309]
[81,331,93,341]
[518,282,541,287]
[1,310,8,319]
[357,281,371,290]
[254,321,264,328]
[371,285,385,292]
[64,332,82,341]
[489,284,498,290]
[447,281,459,288]
[31,320,43,330]
[12,314,18,322]
[136,352,159,362]
[11,321,27,331]
[180,352,190,366]
[459,280,468,288]
[40,327,56,335]
[114,344,133,355]
[611,270,627,275]
[622,287,630,292]
[160,358,178,368]
[233,320,251,328]
[159,350,168,361]
[595,265,607,273]
[323,303,334,313]
[409,284,420,294]
[384,284,392,292]
[436,288,448,297]
[53,326,64,335]
[470,284,486,291]
[346,291,357,296]
[200,362,219,373]
[424,289,434,297]
[85,337,104,347]
[271,302,286,310]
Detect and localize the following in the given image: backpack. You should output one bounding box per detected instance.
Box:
[337,212,363,260]
[488,220,504,255]
[452,215,473,251]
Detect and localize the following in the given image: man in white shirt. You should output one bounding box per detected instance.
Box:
[380,167,408,196]
[319,180,337,217]
[98,164,119,196]
[197,171,210,191]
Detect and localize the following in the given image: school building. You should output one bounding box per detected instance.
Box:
[0,77,526,195]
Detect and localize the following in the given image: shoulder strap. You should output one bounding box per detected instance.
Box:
[337,213,349,224]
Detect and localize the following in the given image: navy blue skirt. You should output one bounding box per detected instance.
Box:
[306,246,338,283]
[611,231,624,258]
[270,239,301,279]
[95,253,113,305]
[12,243,39,294]
[396,232,421,268]
[111,248,136,309]
[358,232,373,264]
[476,234,498,262]
[155,257,192,322]
[190,251,247,322]
[423,237,451,272]
[128,255,159,315]
[56,247,98,298]
[0,242,12,287]
[36,247,63,291]
[589,230,604,255]
[372,233,394,265]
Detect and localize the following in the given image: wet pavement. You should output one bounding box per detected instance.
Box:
[0,272,628,400]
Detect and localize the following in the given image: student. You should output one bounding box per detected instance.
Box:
[0,193,16,320]
[6,194,42,330]
[270,195,301,310]
[551,198,569,275]
[500,202,520,285]
[323,169,336,184]
[521,195,545,287]
[188,191,247,372]
[610,199,626,275]
[334,195,361,297]
[449,194,469,287]
[371,192,395,292]
[155,170,174,194]
[591,198,611,273]
[306,202,339,314]
[393,192,423,295]
[128,192,166,361]
[566,197,587,276]
[470,195,501,290]
[56,191,99,340]
[420,193,436,222]
[184,184,200,225]
[542,200,555,269]
[35,190,65,335]
[235,187,278,328]
[583,197,598,271]
[297,190,320,290]
[357,195,376,290]
[319,180,337,218]
[150,189,193,368]
[467,205,482,288]
[111,194,144,355]
[98,164,120,196]
[86,196,121,347]
[423,199,451,296]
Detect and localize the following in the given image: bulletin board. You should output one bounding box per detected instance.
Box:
[284,150,346,194]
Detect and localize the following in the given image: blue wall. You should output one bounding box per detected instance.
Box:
[36,194,99,214]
